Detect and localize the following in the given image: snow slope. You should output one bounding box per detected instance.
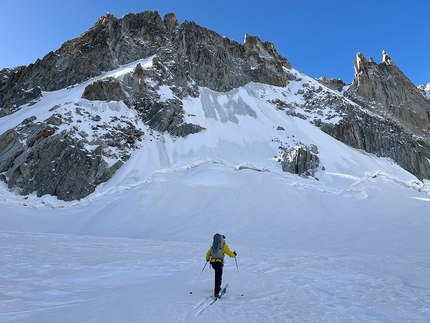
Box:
[1,60,430,322]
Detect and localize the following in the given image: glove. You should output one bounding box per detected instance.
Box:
[233,251,237,256]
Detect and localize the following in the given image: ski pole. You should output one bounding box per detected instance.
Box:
[235,256,244,296]
[190,261,208,294]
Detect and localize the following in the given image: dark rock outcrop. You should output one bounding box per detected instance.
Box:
[0,106,144,201]
[0,67,42,117]
[335,111,430,180]
[137,96,205,136]
[280,144,320,177]
[317,76,346,92]
[82,78,127,101]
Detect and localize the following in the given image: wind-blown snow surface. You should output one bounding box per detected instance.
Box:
[1,60,430,322]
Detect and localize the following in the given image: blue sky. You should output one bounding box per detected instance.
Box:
[1,0,429,85]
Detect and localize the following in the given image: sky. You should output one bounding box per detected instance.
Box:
[1,0,430,86]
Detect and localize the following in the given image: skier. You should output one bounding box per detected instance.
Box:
[206,233,237,298]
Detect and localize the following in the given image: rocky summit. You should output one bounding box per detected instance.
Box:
[340,51,430,180]
[347,51,430,136]
[0,10,429,201]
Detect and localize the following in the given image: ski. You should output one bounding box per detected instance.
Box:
[209,283,228,305]
[195,284,229,315]
[219,283,228,299]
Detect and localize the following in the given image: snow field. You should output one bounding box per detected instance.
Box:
[1,163,430,322]
[1,230,429,322]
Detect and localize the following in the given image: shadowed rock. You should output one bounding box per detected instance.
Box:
[280,145,320,177]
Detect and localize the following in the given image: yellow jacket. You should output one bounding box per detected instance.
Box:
[206,243,236,263]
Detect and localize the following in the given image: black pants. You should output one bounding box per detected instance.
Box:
[211,262,223,295]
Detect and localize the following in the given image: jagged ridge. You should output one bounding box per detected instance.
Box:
[0,11,291,115]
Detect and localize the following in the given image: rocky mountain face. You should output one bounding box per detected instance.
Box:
[0,11,290,116]
[0,103,143,200]
[346,51,430,136]
[338,51,430,180]
[0,10,429,200]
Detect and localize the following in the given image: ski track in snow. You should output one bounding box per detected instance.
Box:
[1,232,429,323]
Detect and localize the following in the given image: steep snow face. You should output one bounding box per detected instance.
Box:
[0,61,348,201]
[0,59,425,205]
